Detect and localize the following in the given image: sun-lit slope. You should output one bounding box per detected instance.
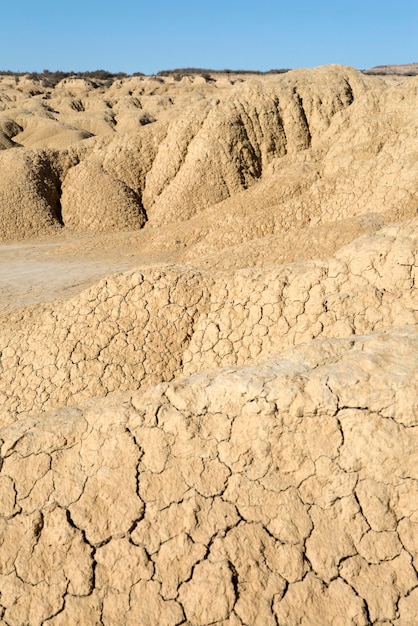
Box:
[0,65,417,251]
[0,66,387,240]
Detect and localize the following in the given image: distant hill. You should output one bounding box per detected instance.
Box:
[363,62,418,75]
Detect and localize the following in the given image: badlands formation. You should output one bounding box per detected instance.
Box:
[0,64,418,625]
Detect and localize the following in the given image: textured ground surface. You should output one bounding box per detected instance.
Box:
[1,66,418,624]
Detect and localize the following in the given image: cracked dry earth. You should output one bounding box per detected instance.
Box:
[1,66,418,625]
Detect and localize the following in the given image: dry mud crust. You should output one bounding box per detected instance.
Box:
[0,218,417,424]
[1,326,418,625]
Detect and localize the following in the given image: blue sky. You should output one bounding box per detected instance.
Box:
[2,1,417,74]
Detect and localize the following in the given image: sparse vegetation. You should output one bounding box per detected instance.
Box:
[0,68,291,86]
[0,69,136,88]
[156,67,291,78]
[3,64,418,85]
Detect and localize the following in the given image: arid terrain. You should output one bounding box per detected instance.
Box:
[0,64,418,625]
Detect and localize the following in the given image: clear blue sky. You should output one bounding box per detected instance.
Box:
[2,0,417,74]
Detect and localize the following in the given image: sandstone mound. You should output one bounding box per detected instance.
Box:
[0,149,63,240]
[61,159,146,233]
[0,100,94,149]
[1,65,418,624]
[12,122,92,150]
[54,76,100,95]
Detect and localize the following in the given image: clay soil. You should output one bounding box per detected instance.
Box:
[1,66,418,625]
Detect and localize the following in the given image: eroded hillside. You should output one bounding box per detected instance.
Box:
[0,66,418,625]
